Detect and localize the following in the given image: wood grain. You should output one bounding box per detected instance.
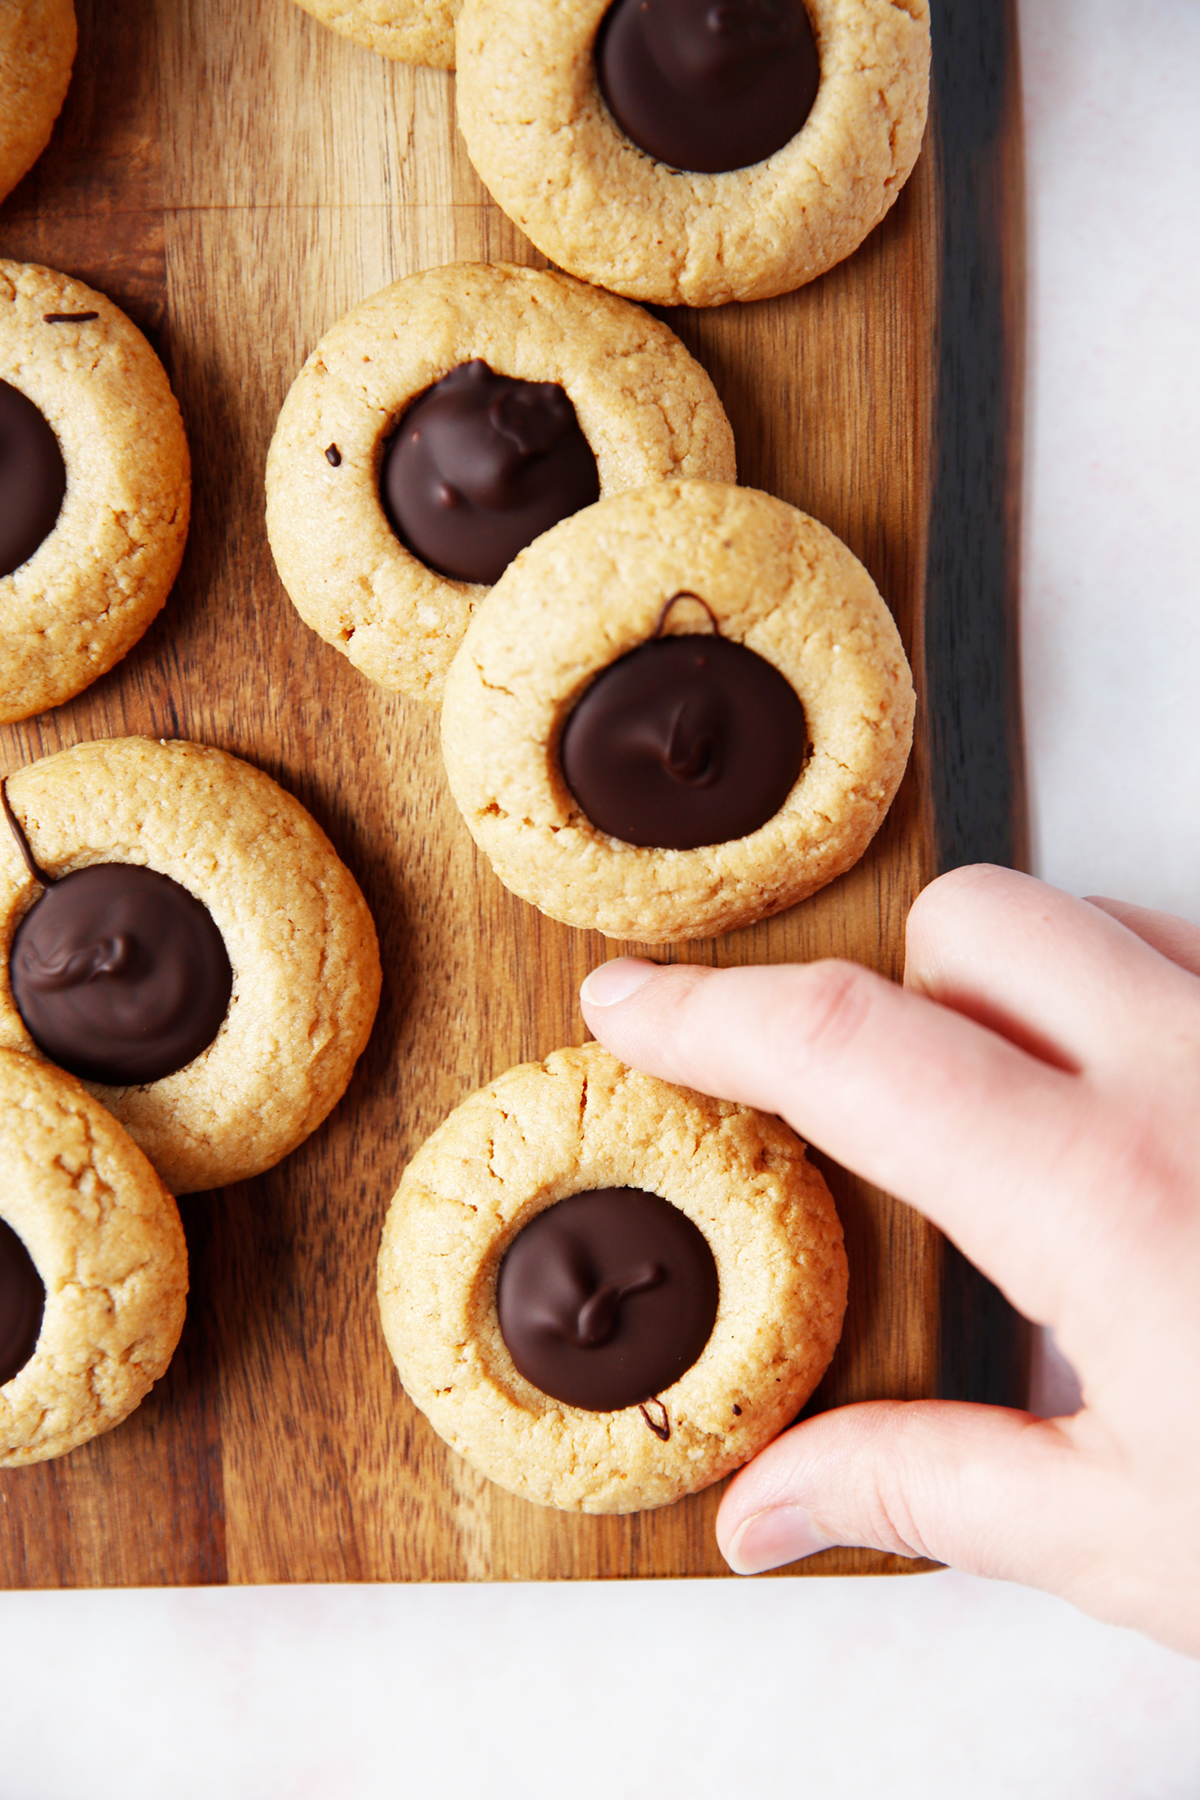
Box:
[0,0,1024,1586]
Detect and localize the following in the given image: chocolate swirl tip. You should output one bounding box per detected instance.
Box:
[564,1260,664,1347]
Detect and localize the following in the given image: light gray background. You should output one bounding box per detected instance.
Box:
[3,2,1200,1792]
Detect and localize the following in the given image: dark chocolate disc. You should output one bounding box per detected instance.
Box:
[0,1216,44,1387]
[496,1186,719,1411]
[596,0,820,174]
[559,632,807,849]
[0,379,67,578]
[10,863,233,1087]
[380,359,600,585]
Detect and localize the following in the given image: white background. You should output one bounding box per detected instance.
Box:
[3,1,1200,1792]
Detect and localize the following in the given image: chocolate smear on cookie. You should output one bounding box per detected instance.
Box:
[1,782,43,884]
[640,1397,672,1440]
[596,0,820,173]
[380,360,599,585]
[559,616,808,849]
[497,1186,718,1411]
[4,783,233,1087]
[0,379,67,577]
[0,1216,44,1387]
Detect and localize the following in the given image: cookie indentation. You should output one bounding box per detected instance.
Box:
[0,1216,44,1388]
[596,0,820,173]
[561,631,807,848]
[11,864,233,1087]
[381,360,600,585]
[0,380,66,578]
[497,1186,719,1409]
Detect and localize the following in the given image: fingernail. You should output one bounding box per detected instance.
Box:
[723,1507,835,1575]
[580,958,657,1008]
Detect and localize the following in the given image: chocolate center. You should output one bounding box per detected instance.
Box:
[596,0,820,173]
[0,379,67,578]
[497,1186,719,1411]
[10,863,233,1087]
[0,1216,44,1387]
[380,360,600,586]
[559,631,807,849]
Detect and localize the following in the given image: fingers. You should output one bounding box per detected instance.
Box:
[1086,895,1200,981]
[714,1399,1114,1608]
[905,865,1200,1079]
[581,954,1089,1316]
[715,1398,1200,1650]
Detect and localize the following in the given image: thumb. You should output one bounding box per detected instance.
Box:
[717,1399,1094,1589]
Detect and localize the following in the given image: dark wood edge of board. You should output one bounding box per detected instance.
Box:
[926,0,1032,1410]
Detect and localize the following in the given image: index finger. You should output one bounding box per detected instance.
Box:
[579,955,1111,1328]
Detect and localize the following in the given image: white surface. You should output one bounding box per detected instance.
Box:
[1022,0,1200,917]
[3,2,1200,1792]
[0,1578,1198,1800]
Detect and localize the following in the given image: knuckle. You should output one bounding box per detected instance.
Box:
[865,1485,930,1561]
[1086,1101,1195,1240]
[854,1416,936,1561]
[781,960,879,1066]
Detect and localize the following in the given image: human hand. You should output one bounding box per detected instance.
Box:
[579,865,1200,1656]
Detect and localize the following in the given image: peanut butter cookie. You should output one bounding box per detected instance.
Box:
[441,480,915,941]
[289,0,458,68]
[0,0,76,204]
[456,0,930,305]
[1,1049,187,1467]
[378,1042,847,1513]
[0,738,381,1195]
[265,261,735,703]
[0,261,190,723]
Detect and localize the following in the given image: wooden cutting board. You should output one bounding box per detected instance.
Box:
[0,0,1025,1586]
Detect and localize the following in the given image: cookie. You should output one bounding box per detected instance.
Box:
[289,0,458,68]
[0,261,191,723]
[0,738,382,1195]
[0,0,77,204]
[265,261,736,704]
[378,1042,847,1513]
[440,480,915,942]
[0,1049,187,1467]
[456,0,931,306]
